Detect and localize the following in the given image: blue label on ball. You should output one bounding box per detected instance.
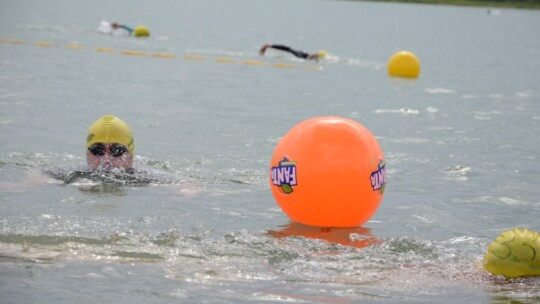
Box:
[271,157,297,194]
[370,160,386,194]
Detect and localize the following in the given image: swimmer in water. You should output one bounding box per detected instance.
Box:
[86,115,134,172]
[259,44,328,61]
[111,23,134,35]
[1,114,195,190]
[56,114,174,186]
[50,114,142,185]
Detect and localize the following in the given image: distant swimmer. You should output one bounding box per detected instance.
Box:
[86,115,135,172]
[259,44,328,61]
[98,21,150,37]
[111,22,134,34]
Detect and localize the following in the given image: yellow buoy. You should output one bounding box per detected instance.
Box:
[484,228,540,278]
[387,51,420,78]
[133,26,150,37]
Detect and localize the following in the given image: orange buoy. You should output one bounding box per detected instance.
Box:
[269,116,386,227]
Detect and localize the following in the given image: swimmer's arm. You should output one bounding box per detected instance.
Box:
[120,25,134,33]
[0,170,59,191]
[265,44,309,59]
[260,44,295,56]
[173,183,200,196]
[269,44,294,52]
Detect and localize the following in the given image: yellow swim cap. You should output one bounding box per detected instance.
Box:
[86,115,134,153]
[317,50,328,60]
[133,25,150,37]
[484,228,540,278]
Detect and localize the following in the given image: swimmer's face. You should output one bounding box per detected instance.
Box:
[86,142,133,171]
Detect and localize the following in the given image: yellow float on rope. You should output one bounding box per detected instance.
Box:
[273,63,295,68]
[484,228,540,278]
[95,47,114,52]
[0,38,25,44]
[215,57,236,63]
[242,60,264,65]
[184,55,205,61]
[305,66,322,71]
[120,50,146,56]
[151,53,175,59]
[34,41,54,47]
[64,43,83,49]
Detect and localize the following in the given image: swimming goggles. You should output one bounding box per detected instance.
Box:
[88,143,128,157]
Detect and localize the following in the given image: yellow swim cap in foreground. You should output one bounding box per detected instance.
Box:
[133,25,150,37]
[87,115,134,153]
[484,228,540,278]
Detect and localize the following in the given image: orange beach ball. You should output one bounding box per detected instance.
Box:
[269,116,386,227]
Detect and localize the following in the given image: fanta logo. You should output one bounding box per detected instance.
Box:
[370,160,386,194]
[271,157,297,194]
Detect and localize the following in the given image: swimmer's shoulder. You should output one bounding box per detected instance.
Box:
[45,167,178,186]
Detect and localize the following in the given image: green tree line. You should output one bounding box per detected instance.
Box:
[354,0,540,9]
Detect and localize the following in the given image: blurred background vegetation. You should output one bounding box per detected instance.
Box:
[354,0,540,9]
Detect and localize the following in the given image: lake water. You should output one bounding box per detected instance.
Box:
[1,0,539,303]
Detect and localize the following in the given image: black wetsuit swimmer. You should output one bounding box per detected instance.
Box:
[266,44,310,59]
[259,44,323,60]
